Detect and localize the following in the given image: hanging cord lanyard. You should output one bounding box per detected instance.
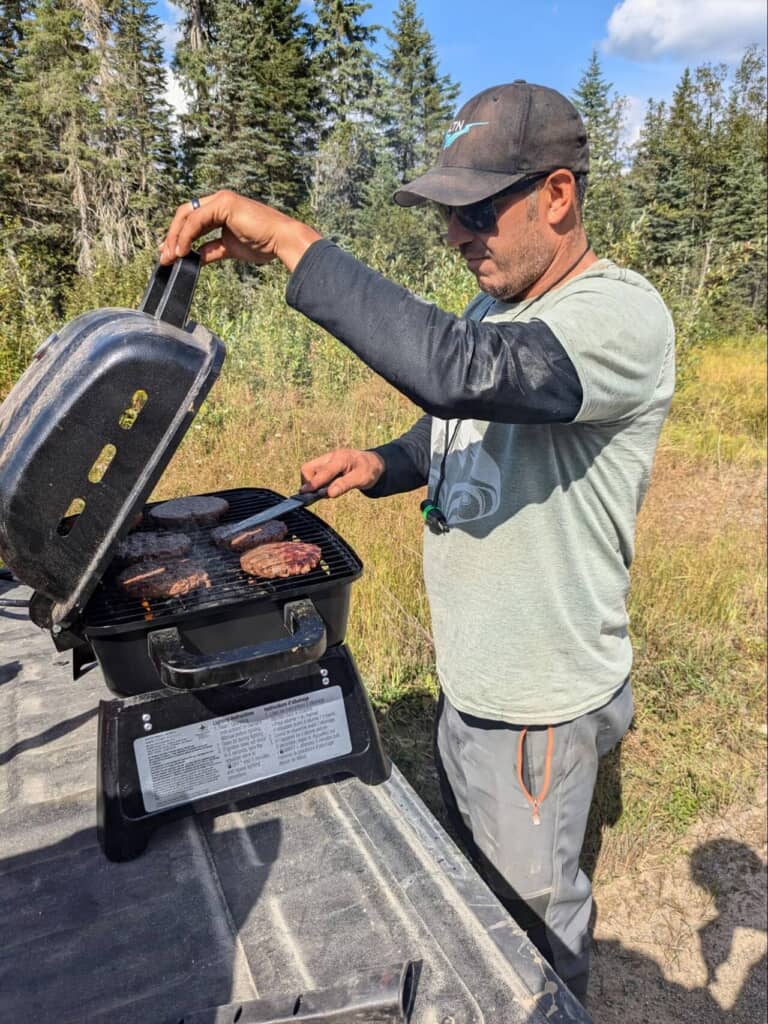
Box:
[420,243,591,537]
[420,419,462,534]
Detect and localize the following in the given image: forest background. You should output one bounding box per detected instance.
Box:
[0,0,765,915]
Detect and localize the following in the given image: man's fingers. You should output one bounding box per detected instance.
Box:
[161,196,205,263]
[301,452,345,490]
[300,449,382,498]
[197,238,228,266]
[160,192,221,264]
[174,192,230,261]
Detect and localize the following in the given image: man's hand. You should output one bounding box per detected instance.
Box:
[159,190,321,272]
[300,449,385,499]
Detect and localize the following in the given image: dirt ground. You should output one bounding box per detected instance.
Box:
[589,772,767,1023]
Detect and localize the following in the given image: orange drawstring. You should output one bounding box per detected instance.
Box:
[516,725,554,826]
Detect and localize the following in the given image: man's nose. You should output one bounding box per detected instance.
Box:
[445,213,476,248]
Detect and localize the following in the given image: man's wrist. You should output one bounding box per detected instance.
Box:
[274,217,323,272]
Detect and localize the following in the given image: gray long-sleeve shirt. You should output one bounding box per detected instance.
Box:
[286,239,583,498]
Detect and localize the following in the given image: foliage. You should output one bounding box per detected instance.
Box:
[627,47,767,341]
[0,223,57,393]
[2,3,762,349]
[572,51,630,255]
[379,0,460,181]
[195,0,318,207]
[312,0,378,126]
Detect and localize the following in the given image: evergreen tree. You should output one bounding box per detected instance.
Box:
[2,0,98,277]
[572,51,629,255]
[0,1,26,81]
[0,1,29,221]
[379,0,459,181]
[712,46,767,316]
[312,0,377,126]
[171,0,217,189]
[196,0,318,208]
[107,0,178,253]
[631,69,703,276]
[309,0,380,238]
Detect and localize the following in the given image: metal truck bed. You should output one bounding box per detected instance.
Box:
[0,578,589,1024]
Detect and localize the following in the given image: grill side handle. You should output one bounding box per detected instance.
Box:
[147,598,327,690]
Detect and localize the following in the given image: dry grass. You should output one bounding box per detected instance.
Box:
[664,341,767,467]
[157,338,767,868]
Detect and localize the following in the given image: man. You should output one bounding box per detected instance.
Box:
[160,82,675,1005]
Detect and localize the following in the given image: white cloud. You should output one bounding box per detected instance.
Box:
[604,0,766,61]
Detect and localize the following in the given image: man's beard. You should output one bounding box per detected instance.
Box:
[485,228,555,301]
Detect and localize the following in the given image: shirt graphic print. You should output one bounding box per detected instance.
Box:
[434,420,501,525]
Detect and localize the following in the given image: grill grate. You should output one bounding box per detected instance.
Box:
[83,487,362,631]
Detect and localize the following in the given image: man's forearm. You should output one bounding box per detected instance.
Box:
[287,240,583,424]
[364,415,432,498]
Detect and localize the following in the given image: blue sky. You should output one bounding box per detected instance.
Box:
[154,0,766,144]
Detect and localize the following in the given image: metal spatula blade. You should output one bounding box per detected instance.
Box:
[214,487,329,545]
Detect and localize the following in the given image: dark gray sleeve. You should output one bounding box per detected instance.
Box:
[286,239,583,423]
[364,414,432,498]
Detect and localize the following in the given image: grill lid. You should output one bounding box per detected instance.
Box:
[0,254,226,626]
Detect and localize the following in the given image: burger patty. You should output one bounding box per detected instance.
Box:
[116,559,211,599]
[210,518,288,552]
[112,530,191,567]
[240,541,322,579]
[148,495,229,528]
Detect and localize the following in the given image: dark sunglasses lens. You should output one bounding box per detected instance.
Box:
[439,198,496,232]
[457,200,496,232]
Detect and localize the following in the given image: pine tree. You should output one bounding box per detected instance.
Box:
[312,0,377,126]
[0,1,26,81]
[196,0,319,208]
[712,47,767,316]
[2,0,99,277]
[171,0,217,190]
[379,0,459,181]
[635,69,701,275]
[0,1,29,221]
[309,0,380,238]
[572,51,629,255]
[106,0,178,253]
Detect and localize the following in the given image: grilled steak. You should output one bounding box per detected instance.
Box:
[113,531,191,567]
[240,541,322,579]
[211,518,288,552]
[148,495,229,528]
[117,559,211,599]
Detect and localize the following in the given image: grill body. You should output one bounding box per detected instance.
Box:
[80,487,363,696]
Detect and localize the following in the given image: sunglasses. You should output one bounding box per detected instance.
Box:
[436,174,549,233]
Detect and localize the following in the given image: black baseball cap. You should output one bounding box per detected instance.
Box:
[394,81,589,208]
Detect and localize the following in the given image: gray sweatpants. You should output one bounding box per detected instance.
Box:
[434,681,633,1003]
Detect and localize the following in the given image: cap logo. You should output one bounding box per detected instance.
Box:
[443,120,489,148]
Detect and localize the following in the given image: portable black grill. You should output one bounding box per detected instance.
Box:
[0,256,389,861]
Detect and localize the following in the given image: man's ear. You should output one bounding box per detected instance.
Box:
[544,170,577,227]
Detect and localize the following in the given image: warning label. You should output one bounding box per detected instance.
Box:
[134,686,351,812]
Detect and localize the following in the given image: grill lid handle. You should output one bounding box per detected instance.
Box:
[146,597,327,690]
[139,251,200,328]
